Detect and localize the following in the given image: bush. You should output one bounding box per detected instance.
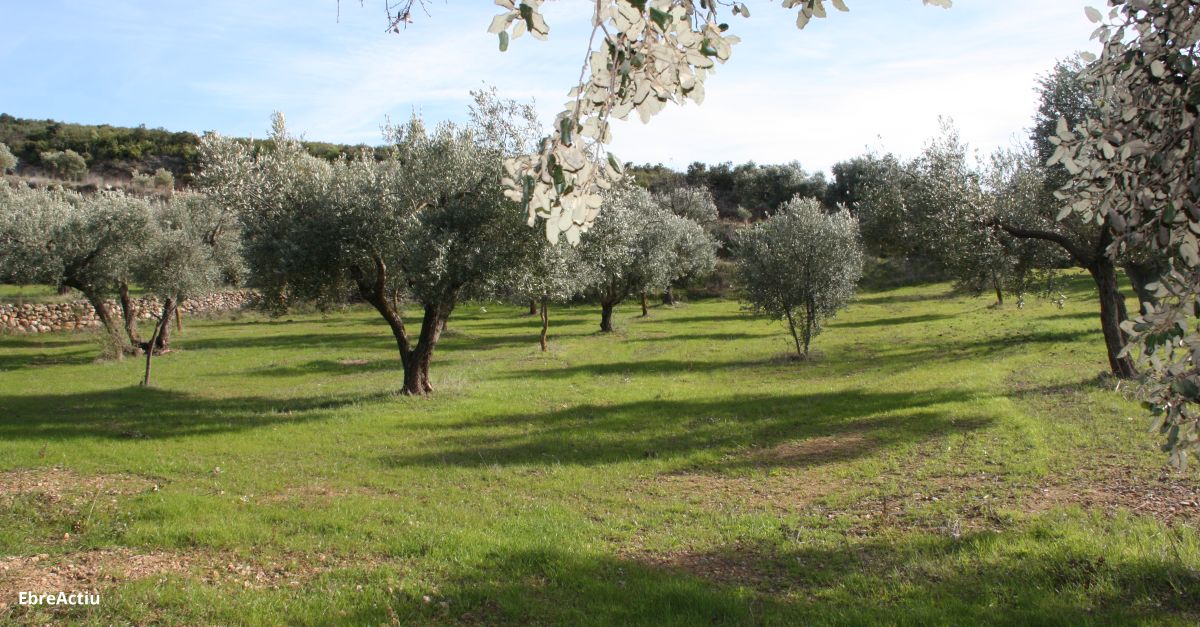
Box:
[0,142,16,173]
[131,168,175,195]
[39,149,88,180]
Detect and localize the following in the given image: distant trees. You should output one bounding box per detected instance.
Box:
[0,142,16,174]
[734,197,863,358]
[854,123,1062,305]
[849,64,1143,380]
[654,185,720,304]
[507,237,587,351]
[684,161,828,220]
[40,149,88,180]
[131,168,175,196]
[133,195,231,384]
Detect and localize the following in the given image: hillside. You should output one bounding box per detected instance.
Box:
[0,114,384,186]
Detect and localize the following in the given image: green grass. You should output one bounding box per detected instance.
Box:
[1,275,1198,625]
[0,284,148,305]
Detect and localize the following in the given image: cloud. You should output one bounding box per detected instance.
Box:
[1,0,1098,174]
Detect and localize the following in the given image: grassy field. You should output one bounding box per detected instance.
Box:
[1,276,1198,625]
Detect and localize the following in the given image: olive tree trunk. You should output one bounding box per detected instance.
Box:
[141,298,174,386]
[1089,258,1138,379]
[351,257,454,396]
[662,285,676,306]
[600,302,615,333]
[118,281,143,350]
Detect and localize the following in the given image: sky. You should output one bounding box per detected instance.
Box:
[0,1,1099,175]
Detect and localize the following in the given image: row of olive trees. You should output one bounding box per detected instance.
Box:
[844,57,1166,381]
[200,98,721,391]
[0,184,239,384]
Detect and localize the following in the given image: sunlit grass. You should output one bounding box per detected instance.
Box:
[0,274,1197,625]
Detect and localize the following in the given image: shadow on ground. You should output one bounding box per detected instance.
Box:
[381,388,991,469]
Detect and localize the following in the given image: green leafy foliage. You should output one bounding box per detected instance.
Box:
[734,197,862,356]
[0,141,16,174]
[1053,1,1200,465]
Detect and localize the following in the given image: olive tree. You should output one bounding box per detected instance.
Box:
[134,195,228,385]
[40,149,88,181]
[734,197,863,358]
[1053,1,1200,465]
[201,109,534,395]
[654,185,720,304]
[578,180,717,330]
[506,236,590,351]
[0,184,153,355]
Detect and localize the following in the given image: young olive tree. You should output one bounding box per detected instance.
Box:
[202,107,533,395]
[506,236,590,351]
[0,184,154,355]
[1052,1,1200,465]
[40,149,88,181]
[734,197,863,358]
[133,195,227,385]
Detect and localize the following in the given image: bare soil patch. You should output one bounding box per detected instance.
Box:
[0,468,159,500]
[1027,468,1200,524]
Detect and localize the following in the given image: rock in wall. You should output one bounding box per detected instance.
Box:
[0,290,257,335]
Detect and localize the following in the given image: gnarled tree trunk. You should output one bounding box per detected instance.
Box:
[528,299,538,316]
[351,256,454,397]
[640,292,649,317]
[69,281,130,356]
[600,302,615,333]
[153,297,177,353]
[662,285,675,306]
[141,298,174,386]
[1123,259,1165,313]
[118,281,143,350]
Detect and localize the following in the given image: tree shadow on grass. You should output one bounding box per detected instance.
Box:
[854,290,954,306]
[500,327,1096,382]
[627,332,767,343]
[181,332,391,352]
[381,388,992,469]
[342,530,1199,625]
[0,335,99,370]
[828,312,957,329]
[0,387,395,440]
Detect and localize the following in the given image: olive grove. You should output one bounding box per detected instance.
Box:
[466,0,953,242]
[0,184,155,355]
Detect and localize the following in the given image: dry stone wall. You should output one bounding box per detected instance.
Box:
[0,290,256,334]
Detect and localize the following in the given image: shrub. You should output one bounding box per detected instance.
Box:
[0,142,16,174]
[40,149,88,180]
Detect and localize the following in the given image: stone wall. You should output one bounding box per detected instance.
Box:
[0,290,256,335]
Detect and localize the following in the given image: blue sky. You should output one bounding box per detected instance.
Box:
[1,1,1097,174]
